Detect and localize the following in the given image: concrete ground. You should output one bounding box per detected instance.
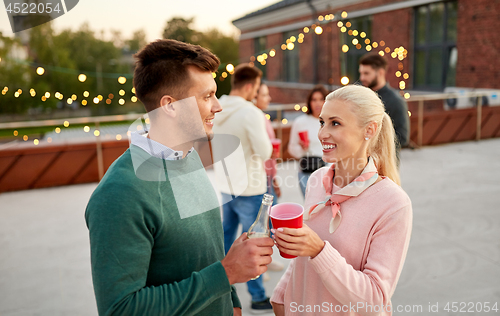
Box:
[0,138,499,315]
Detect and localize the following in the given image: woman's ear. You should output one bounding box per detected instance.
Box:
[159,95,177,118]
[365,121,378,140]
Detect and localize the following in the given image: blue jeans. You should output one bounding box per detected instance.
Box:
[221,193,267,302]
[298,171,311,197]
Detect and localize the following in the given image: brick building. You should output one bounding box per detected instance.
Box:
[232,0,500,105]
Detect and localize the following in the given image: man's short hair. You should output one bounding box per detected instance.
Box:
[231,63,262,90]
[133,39,220,112]
[359,53,388,71]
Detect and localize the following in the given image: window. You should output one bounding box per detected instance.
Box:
[340,16,372,84]
[254,36,267,79]
[283,30,300,82]
[414,1,457,90]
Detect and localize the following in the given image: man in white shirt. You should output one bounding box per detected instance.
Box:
[211,64,274,312]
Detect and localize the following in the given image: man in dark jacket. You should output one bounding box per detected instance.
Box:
[359,54,410,157]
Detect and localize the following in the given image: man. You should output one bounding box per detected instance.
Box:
[211,64,274,312]
[85,39,274,316]
[359,53,410,153]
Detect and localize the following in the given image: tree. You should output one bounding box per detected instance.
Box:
[162,17,200,43]
[125,29,147,52]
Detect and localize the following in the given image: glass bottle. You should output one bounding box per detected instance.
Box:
[247,193,274,238]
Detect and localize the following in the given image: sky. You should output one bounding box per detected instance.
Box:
[0,0,279,40]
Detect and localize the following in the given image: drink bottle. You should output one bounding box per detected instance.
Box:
[248,193,273,238]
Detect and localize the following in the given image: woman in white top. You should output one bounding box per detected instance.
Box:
[288,85,329,196]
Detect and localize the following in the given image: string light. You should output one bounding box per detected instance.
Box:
[118,76,127,84]
[341,11,348,18]
[84,126,90,132]
[119,89,125,96]
[94,130,100,136]
[315,26,323,35]
[282,119,288,124]
[294,104,301,111]
[78,74,87,82]
[55,127,61,133]
[131,96,138,102]
[34,139,39,145]
[63,121,70,127]
[119,98,125,105]
[226,64,234,73]
[341,76,349,85]
[36,67,45,75]
[301,106,308,112]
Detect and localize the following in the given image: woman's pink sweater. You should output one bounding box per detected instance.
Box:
[271,167,412,316]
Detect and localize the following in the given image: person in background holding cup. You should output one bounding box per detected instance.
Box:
[254,83,281,205]
[271,85,412,315]
[254,83,285,275]
[287,85,329,196]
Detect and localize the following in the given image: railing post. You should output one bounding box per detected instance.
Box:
[418,100,424,147]
[95,121,104,180]
[476,95,482,141]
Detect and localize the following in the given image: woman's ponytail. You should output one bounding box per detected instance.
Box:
[370,112,400,185]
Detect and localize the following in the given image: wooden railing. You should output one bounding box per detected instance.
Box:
[0,91,499,192]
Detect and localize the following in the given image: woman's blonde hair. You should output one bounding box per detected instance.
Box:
[325,85,400,185]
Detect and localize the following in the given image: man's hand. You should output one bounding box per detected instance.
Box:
[221,233,274,284]
[233,307,242,316]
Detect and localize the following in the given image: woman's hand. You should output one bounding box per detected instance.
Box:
[298,139,309,151]
[272,224,325,258]
[271,302,285,316]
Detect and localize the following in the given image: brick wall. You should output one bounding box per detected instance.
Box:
[455,0,500,88]
[236,0,500,105]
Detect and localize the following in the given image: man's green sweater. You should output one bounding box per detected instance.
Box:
[85,145,240,315]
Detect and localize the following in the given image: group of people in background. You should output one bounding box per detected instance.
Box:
[85,38,412,316]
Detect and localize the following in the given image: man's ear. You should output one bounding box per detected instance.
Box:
[378,68,386,79]
[159,95,177,118]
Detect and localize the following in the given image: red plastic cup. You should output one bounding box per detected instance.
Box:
[270,203,304,259]
[298,130,309,148]
[271,139,281,157]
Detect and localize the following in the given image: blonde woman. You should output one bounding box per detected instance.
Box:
[271,85,412,316]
